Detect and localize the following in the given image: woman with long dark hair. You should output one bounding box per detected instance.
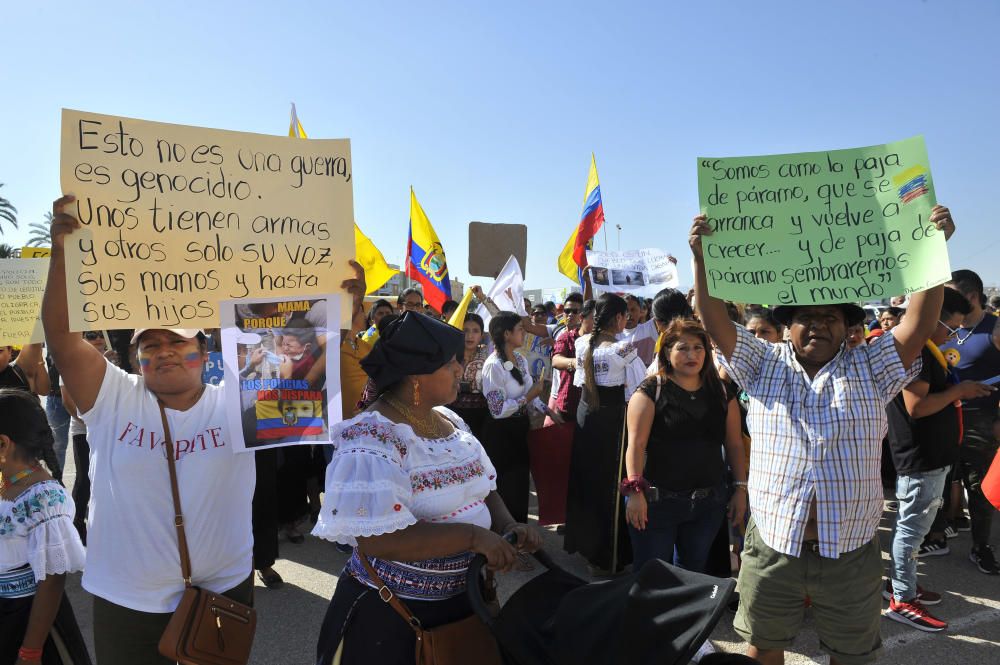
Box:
[447,313,490,441]
[564,294,646,574]
[622,319,748,572]
[0,389,91,665]
[480,312,562,523]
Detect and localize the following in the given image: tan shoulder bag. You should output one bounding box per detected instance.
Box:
[357,551,502,665]
[155,400,257,665]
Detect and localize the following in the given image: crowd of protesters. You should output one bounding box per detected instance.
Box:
[1,198,998,665]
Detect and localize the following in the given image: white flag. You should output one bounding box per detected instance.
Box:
[476,255,528,328]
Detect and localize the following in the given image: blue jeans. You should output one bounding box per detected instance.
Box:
[628,484,728,573]
[45,396,71,472]
[890,466,949,601]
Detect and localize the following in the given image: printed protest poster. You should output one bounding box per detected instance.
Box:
[59,109,355,331]
[21,247,51,258]
[698,136,949,305]
[0,259,48,346]
[519,333,552,385]
[585,248,679,298]
[221,295,342,453]
[202,351,224,386]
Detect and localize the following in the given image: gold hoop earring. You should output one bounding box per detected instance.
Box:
[412,381,421,408]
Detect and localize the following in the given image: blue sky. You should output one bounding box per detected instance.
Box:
[2,1,998,290]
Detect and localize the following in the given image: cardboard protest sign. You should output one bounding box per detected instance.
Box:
[0,259,47,346]
[59,109,355,331]
[20,247,51,258]
[220,295,342,453]
[585,248,679,298]
[469,222,527,277]
[698,136,949,305]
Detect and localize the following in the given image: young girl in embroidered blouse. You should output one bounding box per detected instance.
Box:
[480,312,563,524]
[0,389,90,665]
[564,293,646,574]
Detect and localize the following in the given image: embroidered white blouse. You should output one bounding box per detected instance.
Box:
[573,336,647,400]
[481,352,546,419]
[0,480,86,580]
[312,407,498,547]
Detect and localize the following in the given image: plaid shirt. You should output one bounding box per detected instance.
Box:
[719,324,919,558]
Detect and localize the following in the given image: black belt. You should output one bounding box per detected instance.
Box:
[802,540,820,554]
[659,486,716,501]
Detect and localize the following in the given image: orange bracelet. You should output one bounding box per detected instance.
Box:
[19,646,43,661]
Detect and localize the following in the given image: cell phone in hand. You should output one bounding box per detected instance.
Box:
[981,375,1000,387]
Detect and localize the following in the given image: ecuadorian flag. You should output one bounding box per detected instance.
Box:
[558,154,606,286]
[255,399,325,440]
[406,188,452,311]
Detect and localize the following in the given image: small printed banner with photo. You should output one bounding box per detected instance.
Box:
[585,248,679,299]
[221,294,342,453]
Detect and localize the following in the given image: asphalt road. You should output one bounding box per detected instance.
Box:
[60,452,1000,664]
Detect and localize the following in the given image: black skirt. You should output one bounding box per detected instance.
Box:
[563,385,632,572]
[450,405,488,443]
[0,590,92,665]
[316,573,474,665]
[479,413,531,523]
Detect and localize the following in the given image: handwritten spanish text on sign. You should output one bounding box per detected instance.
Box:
[59,109,355,330]
[0,259,48,346]
[698,136,950,305]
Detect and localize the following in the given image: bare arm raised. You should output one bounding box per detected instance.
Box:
[689,215,737,358]
[41,195,107,414]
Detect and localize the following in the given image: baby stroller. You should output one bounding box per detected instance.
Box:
[466,546,737,665]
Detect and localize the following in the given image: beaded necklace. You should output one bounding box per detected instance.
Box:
[0,466,39,492]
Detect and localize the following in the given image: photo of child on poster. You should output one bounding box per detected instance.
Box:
[221,295,343,452]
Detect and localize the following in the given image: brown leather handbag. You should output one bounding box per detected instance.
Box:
[155,401,257,665]
[357,551,502,665]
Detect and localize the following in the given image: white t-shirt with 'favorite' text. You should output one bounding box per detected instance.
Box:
[79,361,255,613]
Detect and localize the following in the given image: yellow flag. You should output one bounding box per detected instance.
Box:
[288,104,398,294]
[354,224,398,294]
[288,103,308,138]
[446,288,475,330]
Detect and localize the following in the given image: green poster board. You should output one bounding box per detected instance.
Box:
[697,136,950,305]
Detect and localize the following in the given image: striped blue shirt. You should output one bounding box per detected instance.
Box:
[719,324,919,558]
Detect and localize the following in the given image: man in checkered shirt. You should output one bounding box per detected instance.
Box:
[689,205,956,665]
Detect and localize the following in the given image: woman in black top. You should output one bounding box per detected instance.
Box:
[622,319,748,572]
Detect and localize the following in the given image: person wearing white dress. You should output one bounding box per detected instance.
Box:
[564,294,646,574]
[0,389,90,665]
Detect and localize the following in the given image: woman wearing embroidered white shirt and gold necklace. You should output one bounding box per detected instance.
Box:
[313,312,542,665]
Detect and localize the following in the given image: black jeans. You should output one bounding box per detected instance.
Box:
[958,412,999,548]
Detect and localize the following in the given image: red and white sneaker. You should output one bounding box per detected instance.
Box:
[882,579,942,605]
[886,598,947,632]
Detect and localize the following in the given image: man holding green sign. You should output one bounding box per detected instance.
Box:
[691,138,957,665]
[697,136,950,306]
